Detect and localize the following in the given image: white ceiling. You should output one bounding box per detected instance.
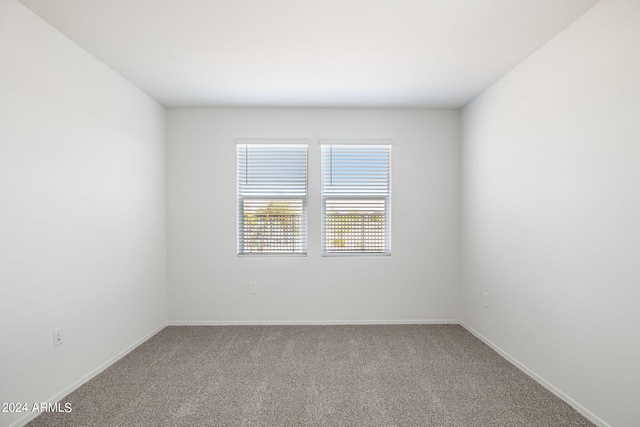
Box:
[19,0,600,108]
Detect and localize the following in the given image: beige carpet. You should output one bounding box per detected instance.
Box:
[28,325,593,426]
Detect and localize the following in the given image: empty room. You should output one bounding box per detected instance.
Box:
[1,0,638,426]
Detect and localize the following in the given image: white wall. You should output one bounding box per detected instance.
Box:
[0,1,167,426]
[461,0,640,425]
[6,0,637,425]
[167,108,460,323]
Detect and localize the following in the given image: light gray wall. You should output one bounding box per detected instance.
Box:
[460,0,640,425]
[0,1,167,426]
[167,108,460,323]
[4,0,638,425]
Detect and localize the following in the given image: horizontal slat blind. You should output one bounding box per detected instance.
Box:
[238,144,307,254]
[238,144,307,197]
[321,144,391,254]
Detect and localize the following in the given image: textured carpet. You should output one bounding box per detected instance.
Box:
[28,325,593,426]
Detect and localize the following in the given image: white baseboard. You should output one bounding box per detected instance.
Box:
[168,319,460,326]
[460,322,609,427]
[11,320,606,427]
[10,322,168,427]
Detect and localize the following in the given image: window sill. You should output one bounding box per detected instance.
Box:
[237,253,307,257]
[321,252,391,257]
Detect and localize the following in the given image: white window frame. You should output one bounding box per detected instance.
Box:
[237,140,308,256]
[321,140,392,256]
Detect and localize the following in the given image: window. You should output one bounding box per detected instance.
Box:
[237,142,308,255]
[321,143,392,255]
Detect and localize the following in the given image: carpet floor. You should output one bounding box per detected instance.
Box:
[27,324,594,426]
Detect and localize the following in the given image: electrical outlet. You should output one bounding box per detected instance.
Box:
[249,281,256,294]
[53,328,63,347]
[483,292,489,308]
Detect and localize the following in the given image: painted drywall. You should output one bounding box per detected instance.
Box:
[167,108,460,323]
[0,1,167,426]
[460,0,640,425]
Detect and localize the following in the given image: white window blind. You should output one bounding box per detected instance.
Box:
[321,143,391,255]
[237,143,308,255]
